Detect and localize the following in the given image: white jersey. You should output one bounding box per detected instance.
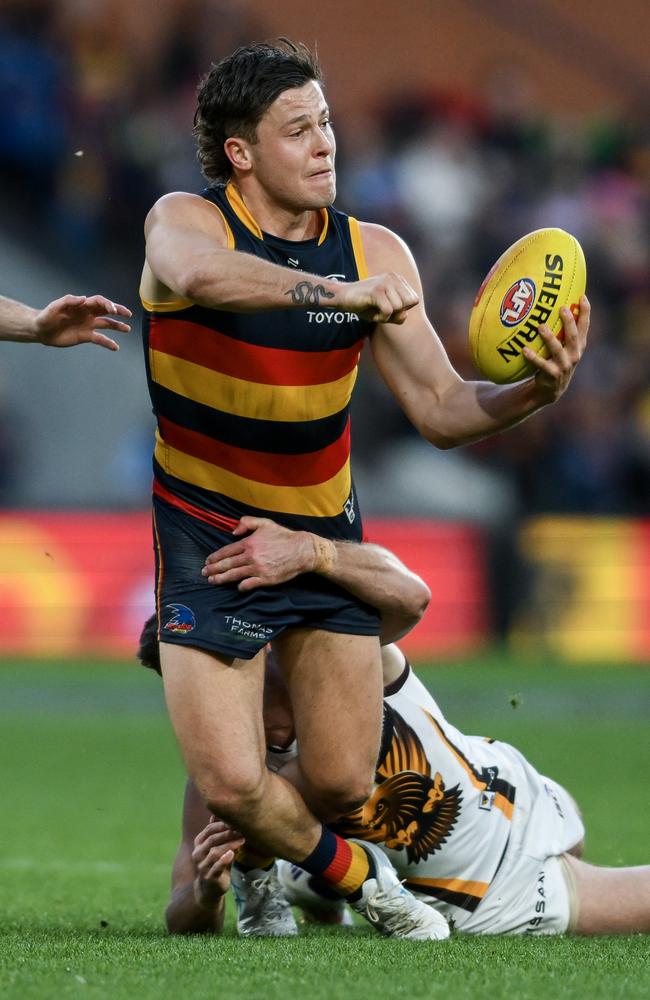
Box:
[266,742,298,774]
[333,662,584,932]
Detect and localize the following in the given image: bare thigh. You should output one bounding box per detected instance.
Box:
[273,629,383,820]
[564,854,650,934]
[160,641,324,860]
[159,641,267,807]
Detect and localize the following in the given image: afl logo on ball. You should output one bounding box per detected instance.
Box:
[499,278,536,327]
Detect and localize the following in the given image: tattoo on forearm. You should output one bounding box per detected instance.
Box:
[285,281,335,306]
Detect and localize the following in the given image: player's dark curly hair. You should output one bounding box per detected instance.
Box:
[193,38,323,183]
[137,613,161,676]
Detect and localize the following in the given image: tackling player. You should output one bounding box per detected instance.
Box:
[138,520,649,938]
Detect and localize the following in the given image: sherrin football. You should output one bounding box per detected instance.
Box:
[469,228,586,384]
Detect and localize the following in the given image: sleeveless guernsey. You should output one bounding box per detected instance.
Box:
[142,181,374,541]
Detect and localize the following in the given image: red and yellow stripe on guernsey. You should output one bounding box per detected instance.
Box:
[149,316,363,516]
[149,341,360,424]
[157,416,350,488]
[150,319,362,388]
[425,712,514,821]
[151,352,357,422]
[322,839,371,896]
[155,430,352,517]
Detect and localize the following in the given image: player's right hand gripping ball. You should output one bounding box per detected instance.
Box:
[469,228,586,383]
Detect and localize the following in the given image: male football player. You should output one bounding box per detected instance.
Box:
[141,38,589,937]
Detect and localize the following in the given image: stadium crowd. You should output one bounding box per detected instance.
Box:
[0,0,648,520]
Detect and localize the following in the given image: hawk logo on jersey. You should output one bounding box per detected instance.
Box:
[335,704,462,864]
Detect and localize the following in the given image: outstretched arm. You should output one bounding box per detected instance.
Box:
[166,778,245,935]
[0,294,131,350]
[362,223,589,448]
[143,192,419,322]
[202,516,430,644]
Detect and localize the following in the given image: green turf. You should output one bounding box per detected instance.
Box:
[1,655,649,999]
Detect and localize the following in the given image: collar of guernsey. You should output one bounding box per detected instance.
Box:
[141,182,374,537]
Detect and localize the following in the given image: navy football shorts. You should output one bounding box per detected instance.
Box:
[152,495,381,660]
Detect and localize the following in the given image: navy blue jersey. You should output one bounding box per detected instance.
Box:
[142,181,374,541]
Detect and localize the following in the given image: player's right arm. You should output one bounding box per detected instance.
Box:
[166,778,244,935]
[142,192,419,320]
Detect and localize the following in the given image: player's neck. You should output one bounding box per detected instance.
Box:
[234,182,322,241]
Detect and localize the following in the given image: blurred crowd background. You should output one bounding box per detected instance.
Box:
[0,0,648,522]
[0,0,650,564]
[0,0,648,656]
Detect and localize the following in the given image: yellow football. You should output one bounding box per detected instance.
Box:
[468,228,586,384]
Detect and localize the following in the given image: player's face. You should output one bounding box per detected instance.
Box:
[249,80,336,210]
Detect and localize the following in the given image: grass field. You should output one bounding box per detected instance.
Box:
[1,653,649,999]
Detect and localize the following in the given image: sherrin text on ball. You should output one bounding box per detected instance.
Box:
[469,228,586,383]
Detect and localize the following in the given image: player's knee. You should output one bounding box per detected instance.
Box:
[200,768,267,825]
[306,773,373,820]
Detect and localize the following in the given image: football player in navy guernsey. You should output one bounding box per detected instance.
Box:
[0,293,130,349]
[140,39,589,938]
[137,520,649,938]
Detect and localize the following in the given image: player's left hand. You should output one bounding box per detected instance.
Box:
[524,294,590,402]
[192,818,245,904]
[202,516,317,591]
[34,294,132,350]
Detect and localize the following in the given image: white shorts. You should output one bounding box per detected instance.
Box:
[415,762,585,936]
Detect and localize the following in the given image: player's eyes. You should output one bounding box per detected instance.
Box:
[286,120,331,138]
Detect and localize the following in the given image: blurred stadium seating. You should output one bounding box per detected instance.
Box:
[0,0,648,658]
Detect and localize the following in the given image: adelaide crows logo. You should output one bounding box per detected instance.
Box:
[163,603,196,633]
[335,704,462,864]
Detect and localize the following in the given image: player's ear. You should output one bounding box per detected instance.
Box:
[224,136,253,173]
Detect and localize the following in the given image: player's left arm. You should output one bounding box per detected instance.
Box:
[361,223,589,448]
[0,294,131,350]
[202,516,430,644]
[166,778,245,935]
